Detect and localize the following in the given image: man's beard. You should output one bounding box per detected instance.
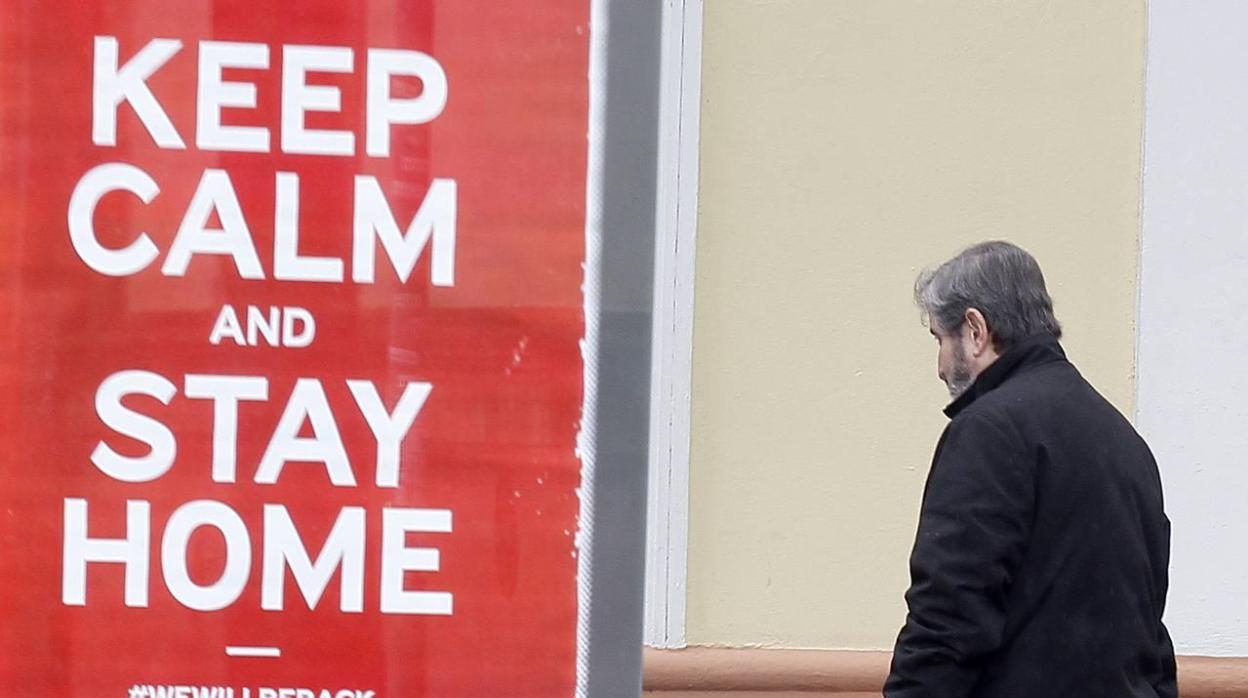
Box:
[945,343,974,399]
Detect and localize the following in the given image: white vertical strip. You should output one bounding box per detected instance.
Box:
[645,0,680,646]
[1131,0,1150,426]
[645,0,701,650]
[575,0,607,693]
[1138,0,1248,657]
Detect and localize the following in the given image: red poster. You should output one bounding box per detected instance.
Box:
[0,2,592,696]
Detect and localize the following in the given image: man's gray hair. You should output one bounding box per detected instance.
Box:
[915,241,1062,351]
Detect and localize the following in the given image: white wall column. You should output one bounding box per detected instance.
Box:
[1138,0,1248,656]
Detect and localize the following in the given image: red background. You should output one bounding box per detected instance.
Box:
[0,1,589,696]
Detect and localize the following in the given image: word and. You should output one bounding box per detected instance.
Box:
[209,306,316,348]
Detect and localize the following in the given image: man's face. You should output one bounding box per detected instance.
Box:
[931,321,975,399]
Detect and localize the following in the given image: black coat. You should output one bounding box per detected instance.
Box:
[885,334,1176,697]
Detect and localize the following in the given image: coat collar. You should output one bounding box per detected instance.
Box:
[944,333,1068,419]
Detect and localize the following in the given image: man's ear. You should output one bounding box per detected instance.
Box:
[964,308,992,356]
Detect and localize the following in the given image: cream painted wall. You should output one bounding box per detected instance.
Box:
[686,0,1146,649]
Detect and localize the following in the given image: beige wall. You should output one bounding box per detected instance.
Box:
[686,0,1146,649]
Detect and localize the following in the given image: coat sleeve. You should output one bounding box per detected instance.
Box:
[1154,622,1177,697]
[1152,513,1178,697]
[884,412,1034,697]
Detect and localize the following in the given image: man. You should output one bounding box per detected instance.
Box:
[885,241,1177,697]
